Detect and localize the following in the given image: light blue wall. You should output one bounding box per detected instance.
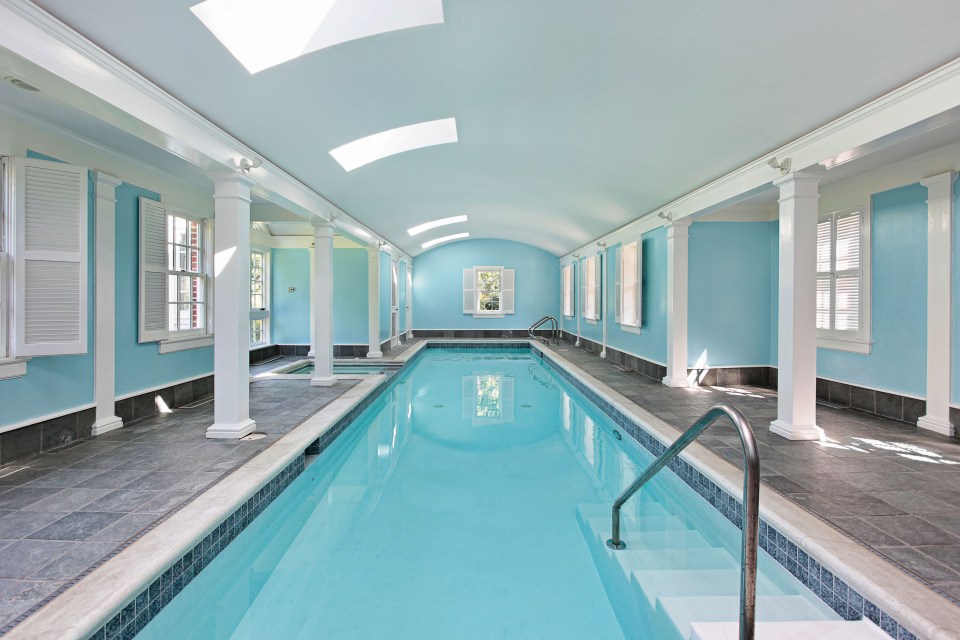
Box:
[114,185,213,397]
[689,222,775,367]
[817,184,928,396]
[0,154,95,428]
[270,248,310,344]
[379,252,391,342]
[413,239,560,329]
[334,248,368,344]
[769,221,779,365]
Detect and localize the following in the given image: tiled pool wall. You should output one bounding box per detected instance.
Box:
[530,344,918,640]
[83,341,915,640]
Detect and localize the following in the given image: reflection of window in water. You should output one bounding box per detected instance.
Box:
[476,375,501,418]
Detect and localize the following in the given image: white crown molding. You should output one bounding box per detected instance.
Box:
[561,54,960,260]
[0,0,409,261]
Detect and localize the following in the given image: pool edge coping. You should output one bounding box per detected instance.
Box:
[533,343,960,640]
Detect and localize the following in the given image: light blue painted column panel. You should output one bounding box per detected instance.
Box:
[270,248,311,345]
[334,248,368,344]
[379,252,391,342]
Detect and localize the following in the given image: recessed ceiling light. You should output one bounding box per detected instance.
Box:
[330,118,458,171]
[421,232,469,250]
[4,76,39,92]
[407,215,468,236]
[191,0,444,74]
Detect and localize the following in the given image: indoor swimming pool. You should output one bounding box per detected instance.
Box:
[134,348,837,639]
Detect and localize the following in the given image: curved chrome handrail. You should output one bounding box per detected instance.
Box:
[607,404,760,640]
[528,316,559,345]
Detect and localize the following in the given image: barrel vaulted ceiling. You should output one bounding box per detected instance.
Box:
[29,0,960,255]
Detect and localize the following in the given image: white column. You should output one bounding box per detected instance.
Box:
[366,245,382,358]
[311,219,337,386]
[573,254,581,346]
[918,172,956,436]
[771,171,824,441]
[207,171,256,439]
[600,246,608,358]
[663,218,692,388]
[405,265,413,340]
[91,171,123,436]
[308,244,316,358]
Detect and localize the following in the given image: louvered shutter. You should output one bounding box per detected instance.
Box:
[621,241,641,327]
[816,215,832,330]
[13,157,88,356]
[139,197,169,343]
[594,253,602,321]
[580,259,587,317]
[501,269,515,314]
[463,269,475,313]
[833,211,861,331]
[614,246,622,324]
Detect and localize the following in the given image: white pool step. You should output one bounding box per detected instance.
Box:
[690,620,890,640]
[632,568,786,610]
[657,595,834,640]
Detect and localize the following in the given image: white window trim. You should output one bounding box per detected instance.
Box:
[250,246,269,347]
[582,255,600,321]
[816,204,873,354]
[561,263,575,318]
[465,266,515,318]
[158,334,214,354]
[167,208,209,339]
[473,266,504,317]
[616,240,642,330]
[0,156,11,363]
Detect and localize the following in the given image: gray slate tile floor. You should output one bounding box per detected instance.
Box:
[549,342,960,606]
[0,359,358,631]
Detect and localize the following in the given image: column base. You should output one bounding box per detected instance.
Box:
[91,416,123,436]
[311,375,338,387]
[307,350,315,357]
[206,418,256,439]
[917,415,954,437]
[366,351,383,358]
[769,419,824,441]
[662,376,690,388]
[600,350,607,359]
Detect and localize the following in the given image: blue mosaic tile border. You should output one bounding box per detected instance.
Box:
[86,457,304,640]
[533,345,917,640]
[425,340,530,350]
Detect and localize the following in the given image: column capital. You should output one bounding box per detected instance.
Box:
[311,216,335,238]
[921,171,956,201]
[774,169,823,202]
[208,170,255,202]
[92,170,122,189]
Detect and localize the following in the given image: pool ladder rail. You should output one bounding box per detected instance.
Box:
[606,404,760,640]
[528,316,560,345]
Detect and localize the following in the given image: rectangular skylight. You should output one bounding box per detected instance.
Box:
[421,232,469,250]
[407,215,468,236]
[330,118,458,171]
[191,0,444,74]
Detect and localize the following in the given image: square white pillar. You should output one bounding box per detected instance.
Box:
[771,171,824,441]
[92,171,124,436]
[918,172,956,436]
[367,245,383,358]
[663,218,692,387]
[312,220,337,386]
[207,171,256,439]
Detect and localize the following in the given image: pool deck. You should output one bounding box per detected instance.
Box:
[0,337,957,636]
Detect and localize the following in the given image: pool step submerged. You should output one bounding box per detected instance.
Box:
[576,503,884,640]
[689,620,890,640]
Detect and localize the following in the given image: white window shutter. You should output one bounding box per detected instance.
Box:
[139,197,169,343]
[634,239,643,326]
[501,268,515,314]
[13,157,88,357]
[462,268,475,313]
[594,253,602,320]
[580,260,586,316]
[614,247,622,324]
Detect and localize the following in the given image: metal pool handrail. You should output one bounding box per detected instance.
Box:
[606,404,760,640]
[528,316,560,345]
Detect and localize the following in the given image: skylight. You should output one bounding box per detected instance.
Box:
[407,215,468,236]
[191,0,444,74]
[330,118,458,171]
[421,232,469,250]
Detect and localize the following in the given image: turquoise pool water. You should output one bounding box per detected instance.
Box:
[137,349,835,639]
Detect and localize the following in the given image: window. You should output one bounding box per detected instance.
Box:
[2,157,88,362]
[250,248,269,347]
[582,255,600,321]
[561,263,574,317]
[139,197,212,350]
[463,266,515,316]
[616,241,641,329]
[391,261,399,309]
[816,208,871,353]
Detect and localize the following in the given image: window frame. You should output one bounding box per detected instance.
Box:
[166,208,209,339]
[0,156,10,362]
[250,247,269,348]
[474,266,503,315]
[583,255,600,322]
[816,205,872,354]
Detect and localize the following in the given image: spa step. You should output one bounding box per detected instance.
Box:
[631,568,787,610]
[689,619,890,640]
[656,595,837,640]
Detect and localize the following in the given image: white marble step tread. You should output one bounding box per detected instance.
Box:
[584,517,712,548]
[689,620,889,640]
[632,568,786,609]
[659,595,836,639]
